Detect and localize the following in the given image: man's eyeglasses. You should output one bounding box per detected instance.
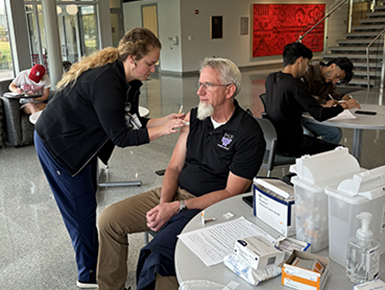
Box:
[196,82,232,90]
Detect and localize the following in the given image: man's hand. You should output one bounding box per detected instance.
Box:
[341,95,352,101]
[341,98,361,110]
[322,99,339,108]
[146,201,179,232]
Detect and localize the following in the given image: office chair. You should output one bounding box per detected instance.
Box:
[255,117,296,177]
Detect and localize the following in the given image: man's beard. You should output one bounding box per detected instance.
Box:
[197,101,214,120]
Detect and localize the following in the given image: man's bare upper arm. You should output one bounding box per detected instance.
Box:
[226,171,252,196]
[167,112,190,172]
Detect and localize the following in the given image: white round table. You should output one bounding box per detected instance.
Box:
[29,106,150,124]
[302,104,385,163]
[175,193,385,289]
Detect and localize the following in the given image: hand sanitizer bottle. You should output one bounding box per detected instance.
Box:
[346,212,380,284]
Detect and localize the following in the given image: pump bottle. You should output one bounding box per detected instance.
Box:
[346,212,380,284]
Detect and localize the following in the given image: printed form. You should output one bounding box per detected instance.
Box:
[178,216,275,267]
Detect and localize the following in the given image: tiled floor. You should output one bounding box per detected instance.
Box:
[1,67,384,289]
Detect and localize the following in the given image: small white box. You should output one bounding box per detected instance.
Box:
[234,235,285,270]
[282,250,330,290]
[353,279,385,290]
[253,177,295,237]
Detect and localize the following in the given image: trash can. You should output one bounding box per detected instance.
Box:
[325,165,385,267]
[290,147,360,252]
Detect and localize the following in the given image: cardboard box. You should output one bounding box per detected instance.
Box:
[253,177,295,237]
[234,235,285,270]
[282,250,330,290]
[353,279,385,290]
[274,236,311,259]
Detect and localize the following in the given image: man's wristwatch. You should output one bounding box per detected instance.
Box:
[179,200,188,213]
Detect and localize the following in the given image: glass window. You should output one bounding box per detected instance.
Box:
[0,0,14,80]
[56,4,98,63]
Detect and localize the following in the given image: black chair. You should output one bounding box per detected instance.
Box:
[255,117,296,177]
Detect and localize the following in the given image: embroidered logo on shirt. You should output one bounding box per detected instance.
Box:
[218,133,233,150]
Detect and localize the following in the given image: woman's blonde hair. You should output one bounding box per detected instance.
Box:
[56,27,161,90]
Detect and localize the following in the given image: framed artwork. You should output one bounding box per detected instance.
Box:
[251,4,325,57]
[241,17,249,35]
[211,16,223,39]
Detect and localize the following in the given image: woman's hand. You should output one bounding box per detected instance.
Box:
[160,116,186,135]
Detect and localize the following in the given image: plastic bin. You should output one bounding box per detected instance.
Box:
[290,148,360,252]
[325,165,385,267]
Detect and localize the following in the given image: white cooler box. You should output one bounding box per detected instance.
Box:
[325,165,385,267]
[290,148,360,252]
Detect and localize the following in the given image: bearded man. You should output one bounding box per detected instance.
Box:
[96,57,266,290]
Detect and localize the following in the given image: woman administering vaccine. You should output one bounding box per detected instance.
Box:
[34,27,185,288]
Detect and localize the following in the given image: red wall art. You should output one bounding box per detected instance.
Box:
[252,4,325,57]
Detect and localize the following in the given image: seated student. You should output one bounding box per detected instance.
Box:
[264,42,360,158]
[301,57,355,144]
[96,57,266,290]
[8,64,51,115]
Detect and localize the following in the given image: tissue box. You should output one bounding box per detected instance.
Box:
[253,177,295,237]
[353,279,385,290]
[282,250,330,290]
[234,236,285,270]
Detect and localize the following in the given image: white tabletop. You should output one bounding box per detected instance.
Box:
[175,193,385,289]
[29,106,150,124]
[303,104,385,130]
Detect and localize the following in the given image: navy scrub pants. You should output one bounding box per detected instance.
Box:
[34,131,98,282]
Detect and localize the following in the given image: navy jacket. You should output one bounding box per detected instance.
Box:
[36,61,150,176]
[136,209,200,290]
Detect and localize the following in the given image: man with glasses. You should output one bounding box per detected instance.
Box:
[301,57,354,144]
[97,57,266,290]
[264,42,360,158]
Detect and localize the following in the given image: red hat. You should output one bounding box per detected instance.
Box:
[29,64,46,83]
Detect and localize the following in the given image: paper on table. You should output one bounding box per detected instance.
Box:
[178,216,275,267]
[3,92,40,98]
[3,92,24,98]
[327,109,357,121]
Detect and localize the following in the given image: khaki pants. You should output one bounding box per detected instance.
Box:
[96,187,194,290]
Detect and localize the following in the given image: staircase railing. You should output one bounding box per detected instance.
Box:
[297,0,349,43]
[366,28,385,104]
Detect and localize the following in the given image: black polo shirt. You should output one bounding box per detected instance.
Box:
[178,100,265,197]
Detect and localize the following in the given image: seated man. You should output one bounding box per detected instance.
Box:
[97,57,266,290]
[8,64,51,115]
[301,57,355,144]
[264,42,360,158]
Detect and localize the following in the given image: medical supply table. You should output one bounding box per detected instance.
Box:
[175,193,385,289]
[302,104,385,163]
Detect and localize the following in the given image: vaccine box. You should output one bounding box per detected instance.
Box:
[253,177,295,237]
[353,279,385,290]
[234,236,285,270]
[282,250,330,290]
[290,148,360,252]
[325,165,385,267]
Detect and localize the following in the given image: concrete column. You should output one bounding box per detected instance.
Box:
[98,0,113,48]
[5,0,31,73]
[41,0,62,88]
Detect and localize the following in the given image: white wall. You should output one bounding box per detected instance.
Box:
[123,0,348,73]
[123,0,182,72]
